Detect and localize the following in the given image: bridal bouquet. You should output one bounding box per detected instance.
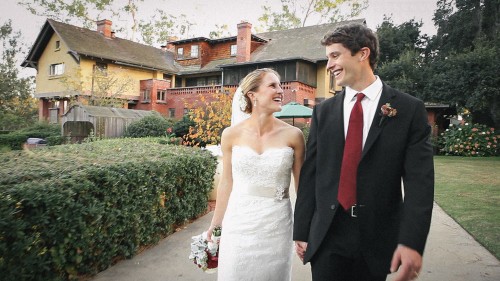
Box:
[189,226,222,273]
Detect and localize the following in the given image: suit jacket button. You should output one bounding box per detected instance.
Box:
[330,204,336,210]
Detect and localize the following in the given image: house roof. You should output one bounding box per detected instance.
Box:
[250,19,366,64]
[22,19,178,73]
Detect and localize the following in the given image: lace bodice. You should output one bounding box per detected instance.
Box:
[231,145,294,200]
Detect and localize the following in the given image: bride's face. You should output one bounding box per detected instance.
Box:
[253,72,284,112]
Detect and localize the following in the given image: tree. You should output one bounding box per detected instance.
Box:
[20,0,195,44]
[257,0,368,31]
[375,17,429,98]
[430,0,499,56]
[376,16,429,65]
[184,90,233,146]
[0,20,37,131]
[61,66,135,107]
[423,0,500,128]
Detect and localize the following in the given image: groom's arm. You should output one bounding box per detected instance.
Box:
[398,98,434,254]
[293,104,320,242]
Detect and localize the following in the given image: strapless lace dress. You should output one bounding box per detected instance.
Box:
[217,146,294,281]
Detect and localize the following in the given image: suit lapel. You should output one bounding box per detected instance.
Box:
[332,90,346,154]
[362,83,396,159]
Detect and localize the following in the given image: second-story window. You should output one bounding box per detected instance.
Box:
[157,90,166,101]
[94,62,108,76]
[191,45,199,58]
[49,63,65,76]
[55,40,60,50]
[230,44,237,56]
[177,47,184,59]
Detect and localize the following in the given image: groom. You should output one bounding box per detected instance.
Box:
[293,23,434,281]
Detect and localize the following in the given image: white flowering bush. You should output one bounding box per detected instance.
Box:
[438,122,498,156]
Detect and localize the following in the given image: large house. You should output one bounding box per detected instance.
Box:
[22,18,358,123]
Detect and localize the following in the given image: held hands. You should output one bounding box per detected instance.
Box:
[390,245,423,281]
[294,241,308,262]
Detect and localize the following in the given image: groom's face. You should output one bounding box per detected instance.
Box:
[325,43,364,89]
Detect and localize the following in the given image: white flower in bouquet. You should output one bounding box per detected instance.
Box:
[189,226,222,273]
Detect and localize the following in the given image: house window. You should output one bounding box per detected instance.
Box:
[49,63,65,76]
[168,108,176,118]
[143,89,151,101]
[177,47,184,59]
[230,44,237,56]
[157,90,166,101]
[190,45,199,58]
[94,62,108,76]
[183,108,189,115]
[55,40,60,50]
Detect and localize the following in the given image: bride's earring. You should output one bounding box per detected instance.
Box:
[253,98,257,107]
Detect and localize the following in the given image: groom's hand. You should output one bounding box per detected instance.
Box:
[390,245,422,281]
[294,241,308,261]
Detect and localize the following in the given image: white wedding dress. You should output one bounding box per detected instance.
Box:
[217,145,294,281]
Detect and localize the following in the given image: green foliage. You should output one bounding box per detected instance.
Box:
[0,122,61,150]
[257,0,368,31]
[173,115,195,137]
[438,121,498,156]
[0,20,37,131]
[0,138,217,280]
[124,114,170,138]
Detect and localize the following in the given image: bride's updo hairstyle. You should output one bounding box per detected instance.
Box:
[239,68,280,114]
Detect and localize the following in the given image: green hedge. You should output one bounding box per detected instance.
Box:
[0,122,62,150]
[0,138,217,280]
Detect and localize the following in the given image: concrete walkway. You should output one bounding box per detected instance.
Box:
[91,202,500,281]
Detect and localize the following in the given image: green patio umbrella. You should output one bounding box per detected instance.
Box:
[274,102,313,125]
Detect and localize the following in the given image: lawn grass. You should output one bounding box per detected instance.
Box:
[434,156,500,260]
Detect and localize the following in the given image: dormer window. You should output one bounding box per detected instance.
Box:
[230,44,237,56]
[177,47,184,59]
[190,45,199,58]
[55,40,60,51]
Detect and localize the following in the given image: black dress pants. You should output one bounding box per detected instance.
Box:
[310,209,387,281]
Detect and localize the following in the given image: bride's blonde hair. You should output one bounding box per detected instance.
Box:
[239,68,280,114]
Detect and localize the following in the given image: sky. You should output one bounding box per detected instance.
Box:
[1,0,438,77]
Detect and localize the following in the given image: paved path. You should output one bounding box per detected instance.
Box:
[91,202,499,281]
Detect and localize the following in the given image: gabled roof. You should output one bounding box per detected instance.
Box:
[22,19,177,73]
[251,19,366,64]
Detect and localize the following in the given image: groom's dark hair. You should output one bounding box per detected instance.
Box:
[321,22,379,70]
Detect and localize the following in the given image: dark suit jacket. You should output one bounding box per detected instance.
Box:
[293,82,434,275]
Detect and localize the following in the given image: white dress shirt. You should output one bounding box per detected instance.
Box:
[343,76,383,148]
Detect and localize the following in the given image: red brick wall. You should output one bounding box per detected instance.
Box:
[135,79,171,116]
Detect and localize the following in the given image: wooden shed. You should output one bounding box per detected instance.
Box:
[61,105,158,141]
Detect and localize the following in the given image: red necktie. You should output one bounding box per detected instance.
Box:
[338,93,365,211]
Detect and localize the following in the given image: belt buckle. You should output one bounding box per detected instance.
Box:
[350,205,358,217]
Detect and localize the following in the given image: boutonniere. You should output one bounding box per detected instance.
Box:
[379,103,397,126]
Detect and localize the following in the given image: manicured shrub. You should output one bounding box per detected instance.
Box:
[124,114,170,138]
[438,122,498,156]
[0,122,61,150]
[0,138,217,280]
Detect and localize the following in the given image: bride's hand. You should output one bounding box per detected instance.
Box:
[295,241,308,261]
[206,226,215,242]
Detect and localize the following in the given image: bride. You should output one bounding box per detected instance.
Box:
[206,68,305,280]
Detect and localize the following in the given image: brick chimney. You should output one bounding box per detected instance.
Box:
[237,21,252,63]
[96,19,112,38]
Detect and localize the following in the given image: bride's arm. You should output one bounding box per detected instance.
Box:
[207,129,233,241]
[291,128,305,193]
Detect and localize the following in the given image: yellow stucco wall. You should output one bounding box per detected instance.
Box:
[316,61,341,100]
[36,34,78,94]
[35,33,170,98]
